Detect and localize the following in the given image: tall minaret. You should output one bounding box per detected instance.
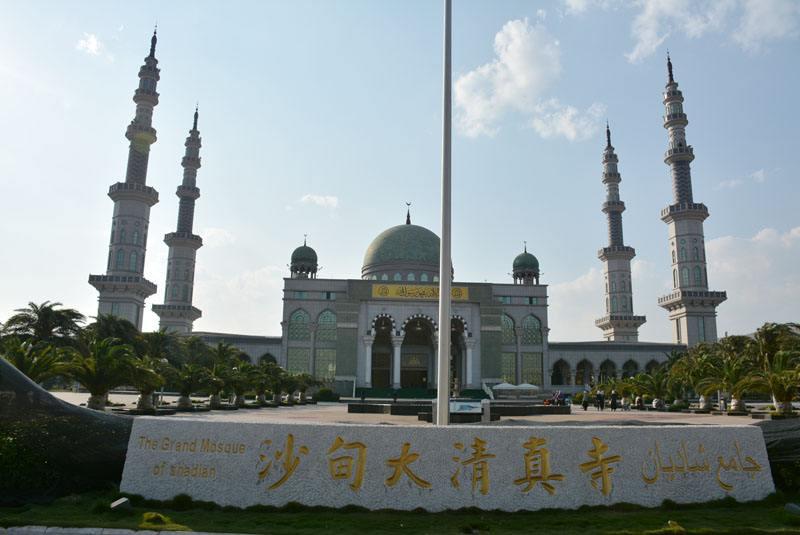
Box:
[152,108,203,333]
[595,124,646,341]
[89,29,161,330]
[657,55,726,346]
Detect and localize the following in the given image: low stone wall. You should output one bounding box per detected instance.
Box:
[121,418,774,511]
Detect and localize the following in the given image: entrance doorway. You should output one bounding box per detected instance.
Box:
[401,318,434,389]
[371,317,393,388]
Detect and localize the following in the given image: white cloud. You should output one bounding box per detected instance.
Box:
[202,227,236,248]
[716,178,744,189]
[531,100,606,141]
[455,18,601,141]
[706,226,800,335]
[300,194,339,209]
[76,33,103,56]
[734,0,800,52]
[455,18,562,137]
[76,32,114,62]
[548,267,605,340]
[750,168,766,183]
[715,168,767,189]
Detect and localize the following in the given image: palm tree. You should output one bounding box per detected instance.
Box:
[84,314,141,349]
[695,336,757,412]
[295,372,322,403]
[205,342,239,408]
[750,322,800,411]
[0,336,65,384]
[140,329,181,367]
[2,301,85,346]
[182,336,213,368]
[669,343,716,409]
[175,363,208,409]
[227,363,255,407]
[129,355,167,411]
[250,361,283,405]
[631,366,671,406]
[747,350,800,414]
[61,337,134,410]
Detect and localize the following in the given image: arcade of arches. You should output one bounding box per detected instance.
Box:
[550,357,663,386]
[286,308,337,380]
[364,316,473,390]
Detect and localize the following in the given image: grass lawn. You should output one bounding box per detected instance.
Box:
[1,490,799,534]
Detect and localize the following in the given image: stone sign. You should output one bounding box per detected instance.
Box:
[121,418,774,511]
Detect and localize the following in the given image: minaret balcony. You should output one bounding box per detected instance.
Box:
[595,314,647,329]
[88,274,157,298]
[663,113,688,128]
[133,89,159,107]
[125,123,157,144]
[598,245,635,260]
[660,202,708,223]
[176,185,200,200]
[164,232,203,249]
[601,200,625,213]
[152,303,202,322]
[657,289,727,310]
[663,145,694,163]
[108,182,159,206]
[181,155,201,168]
[601,172,620,183]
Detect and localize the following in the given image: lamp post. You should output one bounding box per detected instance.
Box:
[436,0,452,426]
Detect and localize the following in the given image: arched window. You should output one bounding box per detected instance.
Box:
[393,273,402,281]
[521,315,542,344]
[610,280,617,292]
[673,269,678,288]
[599,360,616,382]
[420,273,429,282]
[129,251,138,271]
[288,309,311,341]
[693,247,699,261]
[693,266,702,285]
[316,310,337,342]
[433,276,439,282]
[115,249,125,269]
[501,314,515,345]
[119,228,126,243]
[611,295,617,312]
[680,247,687,261]
[550,359,571,386]
[132,230,140,245]
[171,285,179,298]
[681,267,689,285]
[672,250,676,263]
[182,285,189,300]
[606,298,609,313]
[621,298,628,311]
[407,273,415,282]
[622,360,638,379]
[380,274,388,281]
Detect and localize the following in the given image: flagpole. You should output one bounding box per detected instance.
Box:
[436,0,452,427]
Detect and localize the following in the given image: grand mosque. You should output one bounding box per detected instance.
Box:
[88,31,726,395]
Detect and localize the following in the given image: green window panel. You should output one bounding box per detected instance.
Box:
[521,352,543,385]
[521,315,542,344]
[315,348,337,381]
[501,314,515,345]
[288,309,310,341]
[287,347,310,374]
[500,351,516,383]
[317,310,337,342]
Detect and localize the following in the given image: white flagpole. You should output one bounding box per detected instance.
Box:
[436,0,452,427]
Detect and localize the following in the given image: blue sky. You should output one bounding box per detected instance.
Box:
[0,0,798,340]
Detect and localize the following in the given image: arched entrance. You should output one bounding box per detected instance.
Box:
[576,359,594,388]
[451,318,467,391]
[401,317,435,388]
[551,359,571,386]
[371,317,393,388]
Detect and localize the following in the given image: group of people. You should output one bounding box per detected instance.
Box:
[580,389,647,412]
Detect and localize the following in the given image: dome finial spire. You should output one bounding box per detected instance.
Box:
[524,240,527,253]
[667,50,674,83]
[149,24,158,58]
[303,233,307,246]
[405,202,411,225]
[606,120,611,148]
[193,103,199,130]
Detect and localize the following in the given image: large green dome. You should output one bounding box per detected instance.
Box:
[362,224,440,276]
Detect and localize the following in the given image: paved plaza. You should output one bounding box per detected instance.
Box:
[53,392,762,427]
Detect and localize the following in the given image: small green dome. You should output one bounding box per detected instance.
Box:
[291,244,318,265]
[513,250,539,272]
[362,224,440,275]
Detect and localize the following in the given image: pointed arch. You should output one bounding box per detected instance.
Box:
[550,359,571,386]
[521,315,542,344]
[317,309,337,342]
[645,359,661,374]
[622,359,639,379]
[576,359,594,386]
[288,309,311,341]
[371,313,396,335]
[501,314,515,345]
[599,359,617,382]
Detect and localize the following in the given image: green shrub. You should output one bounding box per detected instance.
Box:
[315,388,340,402]
[667,401,690,412]
[572,392,584,404]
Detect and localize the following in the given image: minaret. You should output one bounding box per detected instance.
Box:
[595,124,646,341]
[152,108,203,333]
[657,55,726,346]
[88,29,161,330]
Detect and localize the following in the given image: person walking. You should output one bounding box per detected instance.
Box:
[610,389,619,412]
[582,391,590,411]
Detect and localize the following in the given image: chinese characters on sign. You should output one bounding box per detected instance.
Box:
[371,284,469,301]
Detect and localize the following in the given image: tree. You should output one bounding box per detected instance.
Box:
[747,322,800,414]
[203,342,239,408]
[61,337,134,410]
[250,361,283,405]
[140,329,182,367]
[129,355,167,411]
[227,362,255,407]
[2,301,85,346]
[695,336,757,413]
[669,343,716,408]
[174,363,208,410]
[295,373,322,402]
[631,366,671,403]
[0,336,65,384]
[84,314,141,348]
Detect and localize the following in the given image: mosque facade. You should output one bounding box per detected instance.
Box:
[88,34,724,395]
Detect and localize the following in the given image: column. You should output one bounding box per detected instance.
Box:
[431,338,439,387]
[514,327,524,384]
[362,335,374,387]
[391,336,403,389]
[309,323,317,376]
[465,339,475,387]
